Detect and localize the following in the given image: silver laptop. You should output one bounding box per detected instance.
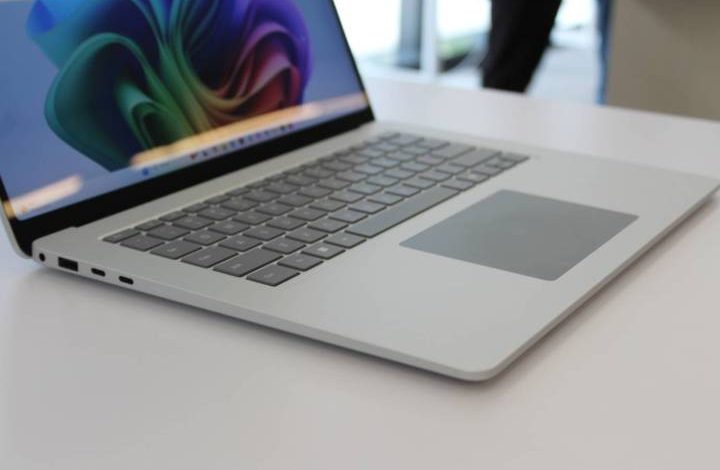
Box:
[1,0,717,381]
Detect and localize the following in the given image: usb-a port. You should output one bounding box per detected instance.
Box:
[58,258,78,272]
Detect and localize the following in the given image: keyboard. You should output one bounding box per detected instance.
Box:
[103,132,529,286]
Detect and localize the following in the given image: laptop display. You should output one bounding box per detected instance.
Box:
[0,0,367,221]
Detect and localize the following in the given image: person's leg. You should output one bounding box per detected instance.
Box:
[596,0,613,103]
[481,0,563,92]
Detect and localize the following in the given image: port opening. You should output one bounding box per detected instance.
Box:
[91,268,106,277]
[58,258,79,272]
[118,276,134,285]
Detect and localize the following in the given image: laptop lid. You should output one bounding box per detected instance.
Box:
[0,0,373,256]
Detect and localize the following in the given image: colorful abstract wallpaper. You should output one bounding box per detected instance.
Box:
[27,0,314,171]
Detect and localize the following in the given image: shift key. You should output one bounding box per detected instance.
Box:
[347,187,458,238]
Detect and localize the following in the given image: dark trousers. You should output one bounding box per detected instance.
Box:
[482,0,562,92]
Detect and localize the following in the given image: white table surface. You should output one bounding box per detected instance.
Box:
[2,77,720,470]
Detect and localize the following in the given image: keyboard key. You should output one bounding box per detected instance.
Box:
[277,194,312,207]
[184,203,209,213]
[416,138,449,150]
[279,254,323,272]
[457,172,489,184]
[418,170,451,182]
[148,225,190,241]
[339,153,370,165]
[220,235,262,252]
[264,237,305,254]
[266,182,298,194]
[135,220,163,231]
[431,143,475,159]
[401,161,429,173]
[234,212,271,225]
[501,152,530,163]
[244,226,284,241]
[248,265,300,287]
[214,249,282,277]
[387,185,420,197]
[376,131,399,140]
[256,203,292,216]
[323,160,352,172]
[384,168,414,180]
[245,190,277,203]
[310,199,345,212]
[151,241,201,259]
[348,187,458,238]
[304,167,334,179]
[357,148,385,159]
[298,186,332,198]
[174,215,213,230]
[348,182,382,195]
[485,157,515,169]
[330,191,363,203]
[442,179,475,191]
[368,193,404,206]
[210,220,249,235]
[390,134,420,146]
[367,175,398,187]
[416,155,444,166]
[104,229,140,243]
[436,163,465,175]
[472,164,503,176]
[248,180,267,189]
[355,164,384,175]
[184,230,226,246]
[205,194,231,205]
[290,208,326,221]
[309,218,348,233]
[325,233,366,249]
[226,187,250,196]
[303,243,345,260]
[198,207,235,221]
[286,174,316,186]
[182,247,237,268]
[287,228,327,244]
[159,211,186,222]
[318,178,350,190]
[121,235,164,251]
[330,209,367,224]
[267,217,306,231]
[452,148,499,167]
[370,157,399,169]
[404,177,435,189]
[372,142,399,153]
[336,171,366,183]
[386,151,416,162]
[221,198,258,212]
[349,201,385,214]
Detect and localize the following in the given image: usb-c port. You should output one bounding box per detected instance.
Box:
[118,276,134,285]
[91,268,106,277]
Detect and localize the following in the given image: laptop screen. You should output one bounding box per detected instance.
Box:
[0,0,367,221]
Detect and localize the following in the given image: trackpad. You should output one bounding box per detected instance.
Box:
[401,190,637,281]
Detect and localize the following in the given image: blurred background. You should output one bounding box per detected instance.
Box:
[334,0,720,121]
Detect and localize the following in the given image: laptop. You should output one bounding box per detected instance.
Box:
[1,1,717,381]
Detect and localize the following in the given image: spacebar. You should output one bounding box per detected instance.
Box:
[347,187,459,238]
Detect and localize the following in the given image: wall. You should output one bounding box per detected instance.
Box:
[607,0,720,121]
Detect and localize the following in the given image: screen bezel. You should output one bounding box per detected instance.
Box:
[0,0,375,257]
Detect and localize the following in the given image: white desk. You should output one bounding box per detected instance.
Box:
[2,78,720,470]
